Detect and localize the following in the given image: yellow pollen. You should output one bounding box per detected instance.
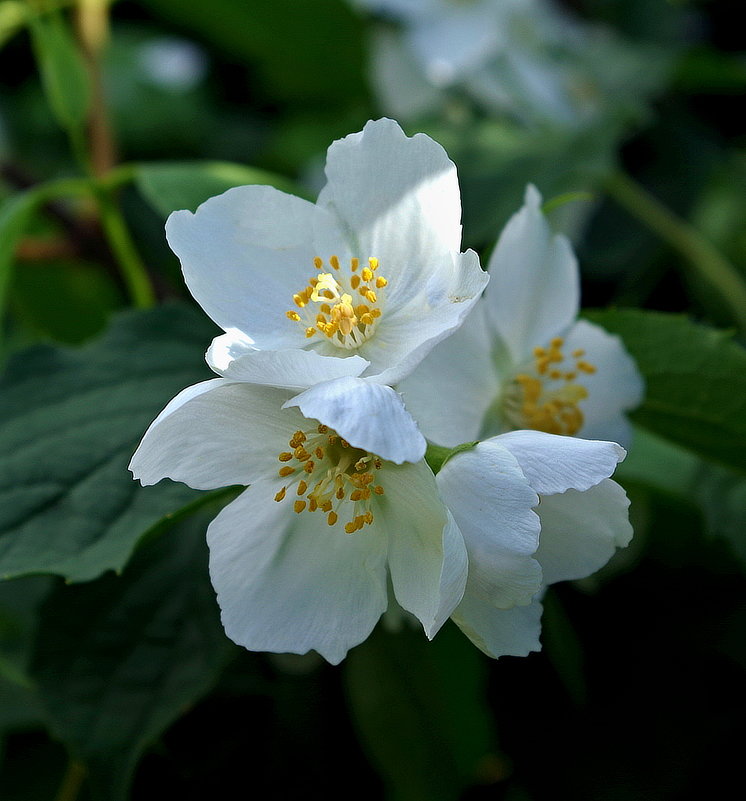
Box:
[577,360,597,374]
[274,488,286,502]
[279,466,295,477]
[572,349,585,358]
[314,257,323,269]
[375,276,388,288]
[315,446,325,459]
[330,255,340,270]
[362,267,373,281]
[304,460,316,474]
[293,294,305,308]
[278,452,293,462]
[350,257,359,272]
[351,275,361,289]
[374,485,385,495]
[297,480,308,495]
[305,327,316,338]
[286,311,301,321]
[294,500,306,514]
[368,257,378,270]
[327,511,338,526]
[320,303,331,314]
[317,424,328,434]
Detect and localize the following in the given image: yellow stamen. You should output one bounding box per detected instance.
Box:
[274,488,286,502]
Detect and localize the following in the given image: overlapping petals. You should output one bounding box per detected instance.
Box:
[166,118,487,389]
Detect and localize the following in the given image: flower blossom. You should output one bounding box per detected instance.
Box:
[400,186,644,449]
[165,118,487,388]
[130,374,631,663]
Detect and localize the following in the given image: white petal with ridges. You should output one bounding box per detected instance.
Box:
[495,430,625,495]
[377,460,467,637]
[452,597,543,659]
[484,185,579,364]
[437,440,542,609]
[398,300,499,447]
[207,333,369,389]
[536,479,633,585]
[129,380,300,490]
[166,185,341,348]
[562,320,644,447]
[208,484,389,665]
[284,377,425,464]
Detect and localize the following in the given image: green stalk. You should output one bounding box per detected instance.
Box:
[605,170,746,334]
[53,759,86,801]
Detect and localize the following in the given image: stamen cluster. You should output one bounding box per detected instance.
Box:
[285,256,388,349]
[505,337,597,435]
[275,424,386,533]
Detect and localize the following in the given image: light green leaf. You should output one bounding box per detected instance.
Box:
[344,623,499,801]
[30,504,235,801]
[28,12,91,133]
[135,160,302,217]
[0,304,217,582]
[0,191,40,319]
[585,309,746,474]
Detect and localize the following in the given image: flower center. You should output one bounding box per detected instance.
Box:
[274,424,385,533]
[286,256,388,350]
[502,337,597,436]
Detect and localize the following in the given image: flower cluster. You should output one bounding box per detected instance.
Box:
[130,119,640,664]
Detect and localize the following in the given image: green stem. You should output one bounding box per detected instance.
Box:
[53,759,86,801]
[604,170,746,334]
[95,188,155,308]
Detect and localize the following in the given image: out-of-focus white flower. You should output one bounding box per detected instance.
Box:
[400,186,643,447]
[355,0,668,130]
[137,37,208,92]
[166,118,487,388]
[438,430,632,658]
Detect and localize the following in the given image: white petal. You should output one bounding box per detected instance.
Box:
[129,379,299,489]
[368,249,488,384]
[208,484,388,665]
[207,331,369,389]
[398,300,499,447]
[452,597,543,659]
[536,479,633,585]
[494,429,625,495]
[484,185,579,363]
[283,377,425,464]
[437,440,542,609]
[166,185,340,348]
[562,320,644,447]
[377,460,467,637]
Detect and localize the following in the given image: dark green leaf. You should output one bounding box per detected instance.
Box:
[345,623,499,801]
[585,309,746,473]
[28,12,91,133]
[135,160,302,217]
[30,504,235,801]
[0,304,217,582]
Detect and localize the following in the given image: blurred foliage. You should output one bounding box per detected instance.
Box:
[0,0,745,798]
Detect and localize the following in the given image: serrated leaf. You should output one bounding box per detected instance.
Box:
[135,160,301,217]
[30,505,235,801]
[28,12,91,133]
[585,309,746,473]
[0,304,217,582]
[344,623,498,801]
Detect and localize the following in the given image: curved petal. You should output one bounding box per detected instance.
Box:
[166,185,341,348]
[452,597,543,659]
[562,320,644,447]
[484,185,579,363]
[494,429,625,495]
[318,120,485,344]
[129,379,299,490]
[377,460,467,637]
[283,377,425,464]
[208,484,388,665]
[398,300,499,447]
[207,331,369,389]
[368,248,488,384]
[536,479,632,585]
[437,440,542,609]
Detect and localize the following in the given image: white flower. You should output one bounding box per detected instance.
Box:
[437,430,632,658]
[166,118,487,388]
[400,186,644,448]
[356,0,667,130]
[129,367,630,663]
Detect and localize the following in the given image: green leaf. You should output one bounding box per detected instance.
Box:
[0,191,40,321]
[0,1,28,50]
[0,304,217,582]
[30,504,235,801]
[585,309,746,473]
[135,160,302,218]
[344,623,500,801]
[28,12,91,134]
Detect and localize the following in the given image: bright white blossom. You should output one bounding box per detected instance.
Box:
[400,186,644,447]
[129,373,631,663]
[166,118,487,388]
